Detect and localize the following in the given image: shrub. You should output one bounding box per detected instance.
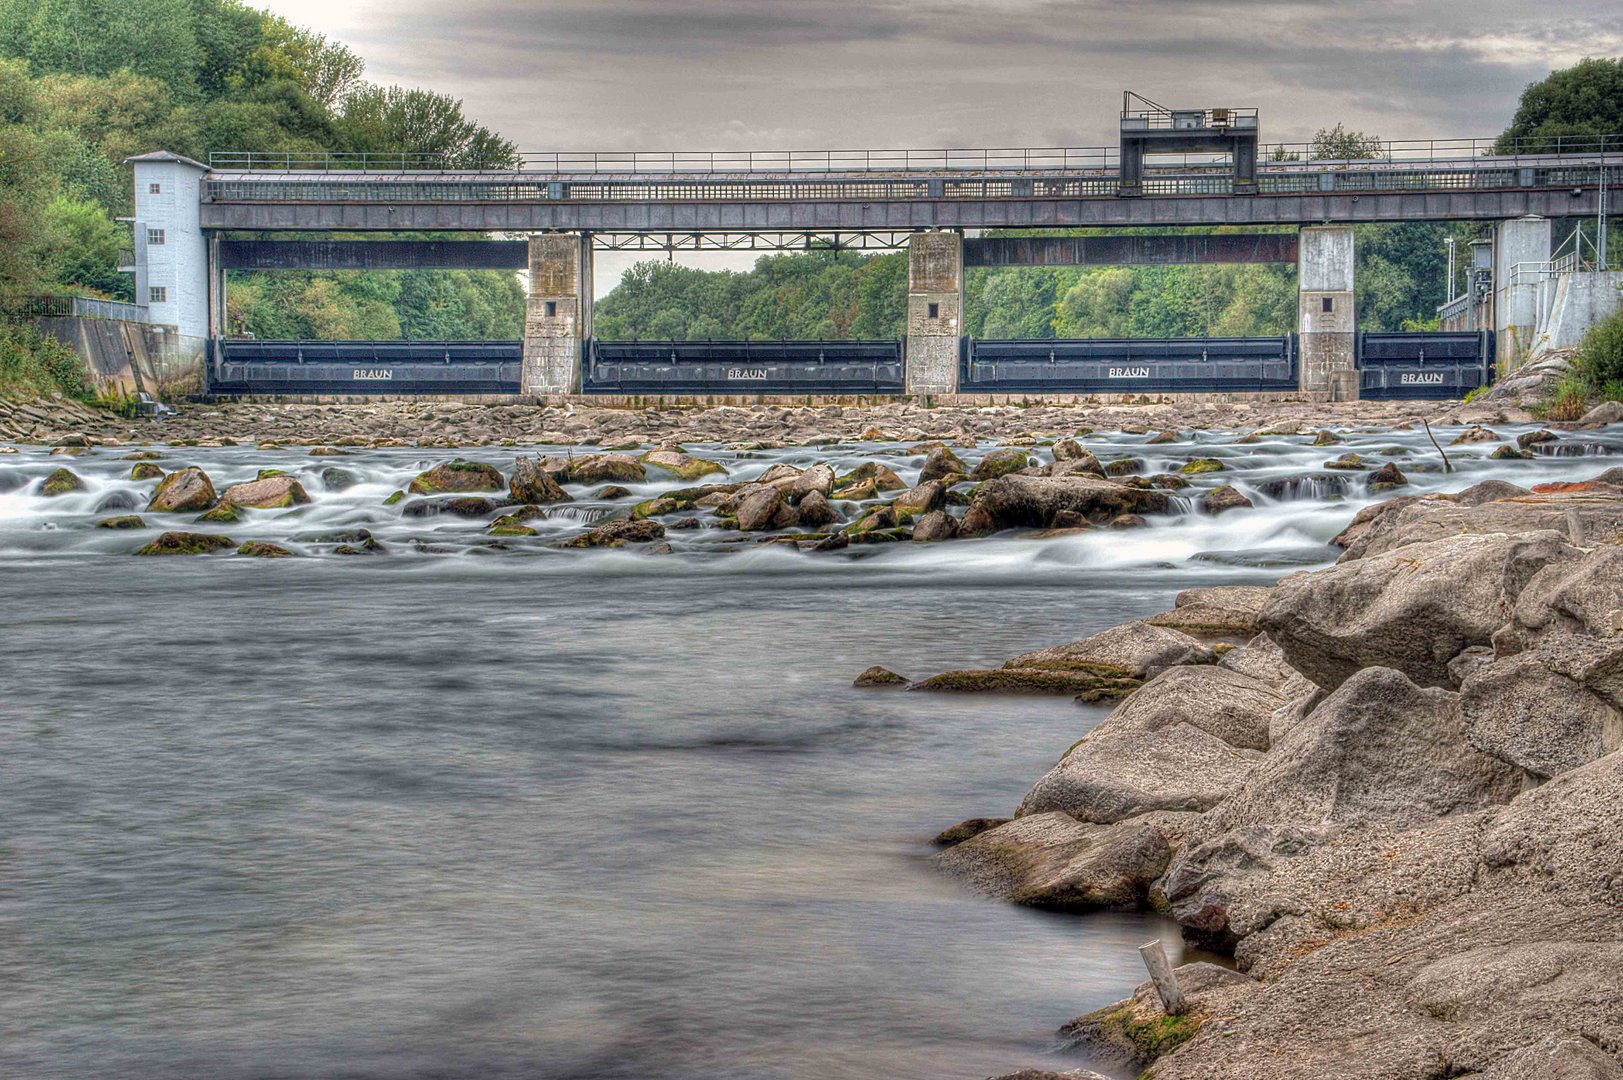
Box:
[1537,374,1593,422]
[0,322,90,400]
[1573,306,1623,389]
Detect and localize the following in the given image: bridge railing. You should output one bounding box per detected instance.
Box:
[206,134,1623,176]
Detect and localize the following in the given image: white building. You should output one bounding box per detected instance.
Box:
[126,151,210,343]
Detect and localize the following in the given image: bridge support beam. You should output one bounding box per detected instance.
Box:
[522,233,592,395]
[905,231,962,396]
[1493,215,1551,373]
[1297,225,1358,401]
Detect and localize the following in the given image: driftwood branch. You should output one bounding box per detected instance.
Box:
[1138,939,1189,1016]
[1422,418,1453,473]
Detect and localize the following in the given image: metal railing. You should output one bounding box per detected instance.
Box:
[205,134,1623,176]
[0,295,150,322]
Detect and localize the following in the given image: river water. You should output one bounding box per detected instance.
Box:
[0,424,1616,1080]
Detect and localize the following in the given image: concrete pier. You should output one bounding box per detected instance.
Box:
[523,233,592,395]
[1494,215,1552,371]
[905,231,962,396]
[1297,225,1357,400]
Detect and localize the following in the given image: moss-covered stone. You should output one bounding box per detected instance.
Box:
[256,468,290,479]
[1490,444,1534,460]
[195,503,243,524]
[220,475,312,508]
[382,490,405,506]
[971,448,1032,480]
[408,459,505,495]
[1311,429,1342,446]
[147,467,217,513]
[1104,456,1146,477]
[1323,454,1368,471]
[135,531,235,555]
[908,667,1142,696]
[596,485,633,499]
[129,462,165,481]
[237,541,293,558]
[853,665,910,687]
[95,515,145,529]
[1178,458,1226,475]
[122,450,163,461]
[836,461,907,491]
[639,448,727,481]
[39,467,85,496]
[488,514,539,536]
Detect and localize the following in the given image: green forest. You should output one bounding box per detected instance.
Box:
[0,0,1616,356]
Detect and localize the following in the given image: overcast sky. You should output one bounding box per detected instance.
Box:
[260,0,1620,150]
[255,0,1622,290]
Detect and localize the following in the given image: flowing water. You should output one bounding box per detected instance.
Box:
[1,424,1617,1080]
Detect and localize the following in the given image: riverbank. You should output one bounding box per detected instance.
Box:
[0,394,1550,450]
[920,463,1623,1079]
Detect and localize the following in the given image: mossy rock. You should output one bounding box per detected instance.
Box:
[908,667,1141,696]
[971,448,1032,480]
[1323,454,1368,471]
[195,503,243,524]
[237,541,293,558]
[853,665,910,687]
[1178,458,1226,475]
[147,467,218,513]
[129,462,165,481]
[135,531,235,555]
[122,450,163,461]
[382,490,406,506]
[40,467,86,496]
[408,459,505,495]
[1490,444,1534,460]
[1149,473,1191,490]
[488,514,538,536]
[832,479,878,501]
[632,497,685,520]
[1311,429,1342,446]
[1104,457,1146,477]
[256,468,290,479]
[639,448,727,481]
[596,485,634,499]
[836,461,907,491]
[95,515,145,529]
[847,506,897,535]
[308,446,350,457]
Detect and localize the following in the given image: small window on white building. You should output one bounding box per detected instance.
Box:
[149,286,168,304]
[147,228,165,246]
[149,183,162,195]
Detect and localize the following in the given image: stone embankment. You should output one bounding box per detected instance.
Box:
[0,394,1548,449]
[915,469,1623,1080]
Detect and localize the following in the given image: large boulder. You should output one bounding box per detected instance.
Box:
[510,456,572,504]
[972,448,1033,480]
[1501,544,1623,651]
[892,479,946,518]
[1260,531,1579,691]
[219,475,311,508]
[968,474,1171,530]
[918,446,967,483]
[135,530,235,555]
[1460,636,1623,779]
[1147,585,1274,637]
[1004,620,1215,680]
[408,459,504,495]
[1470,1036,1623,1079]
[146,466,217,513]
[934,812,1189,911]
[788,463,835,502]
[39,467,85,496]
[733,485,784,531]
[911,509,958,541]
[1341,481,1623,560]
[559,519,665,548]
[1018,665,1283,823]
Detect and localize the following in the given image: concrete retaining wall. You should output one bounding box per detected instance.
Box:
[1532,271,1623,356]
[30,316,205,398]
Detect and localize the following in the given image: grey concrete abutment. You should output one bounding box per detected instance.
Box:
[1297,225,1358,400]
[522,233,592,395]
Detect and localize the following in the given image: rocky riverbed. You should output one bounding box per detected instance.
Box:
[912,465,1623,1079]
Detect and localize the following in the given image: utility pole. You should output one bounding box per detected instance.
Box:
[1445,237,1456,302]
[1599,162,1609,270]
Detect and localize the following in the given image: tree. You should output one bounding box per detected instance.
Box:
[1308,123,1386,160]
[0,0,202,95]
[40,196,127,296]
[337,85,515,167]
[1498,58,1623,153]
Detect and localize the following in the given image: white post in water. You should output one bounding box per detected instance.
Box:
[1138,939,1189,1016]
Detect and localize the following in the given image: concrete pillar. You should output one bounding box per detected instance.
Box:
[905,231,962,396]
[1297,224,1357,400]
[1493,215,1552,372]
[522,233,592,395]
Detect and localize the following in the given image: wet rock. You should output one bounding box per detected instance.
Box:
[1148,472,1189,490]
[847,505,898,536]
[559,519,666,548]
[94,515,145,529]
[1052,437,1087,460]
[92,490,139,514]
[918,446,967,483]
[1490,444,1534,460]
[733,486,784,531]
[565,453,645,486]
[934,812,1184,911]
[1147,585,1273,637]
[640,448,726,481]
[237,541,293,558]
[320,467,360,492]
[853,665,909,687]
[196,503,243,524]
[1200,485,1252,515]
[972,448,1033,480]
[488,513,539,537]
[969,474,1170,530]
[1322,453,1368,470]
[509,456,572,504]
[1053,453,1108,479]
[837,461,906,492]
[408,459,504,495]
[129,462,164,481]
[401,496,500,519]
[1310,429,1341,446]
[146,467,217,513]
[1018,666,1285,822]
[892,479,946,518]
[1517,428,1560,450]
[1262,531,1579,691]
[123,450,162,461]
[796,489,839,528]
[1059,963,1253,1075]
[595,484,633,499]
[220,475,311,509]
[1005,620,1215,680]
[1577,400,1623,427]
[1451,424,1499,444]
[1253,473,1353,501]
[788,463,835,502]
[911,509,958,541]
[39,467,85,496]
[1179,457,1225,474]
[1366,461,1408,492]
[908,667,1138,697]
[1146,430,1180,444]
[134,530,235,555]
[933,817,1012,846]
[1471,1035,1623,1079]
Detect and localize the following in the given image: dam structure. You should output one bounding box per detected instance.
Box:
[124,99,1622,402]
